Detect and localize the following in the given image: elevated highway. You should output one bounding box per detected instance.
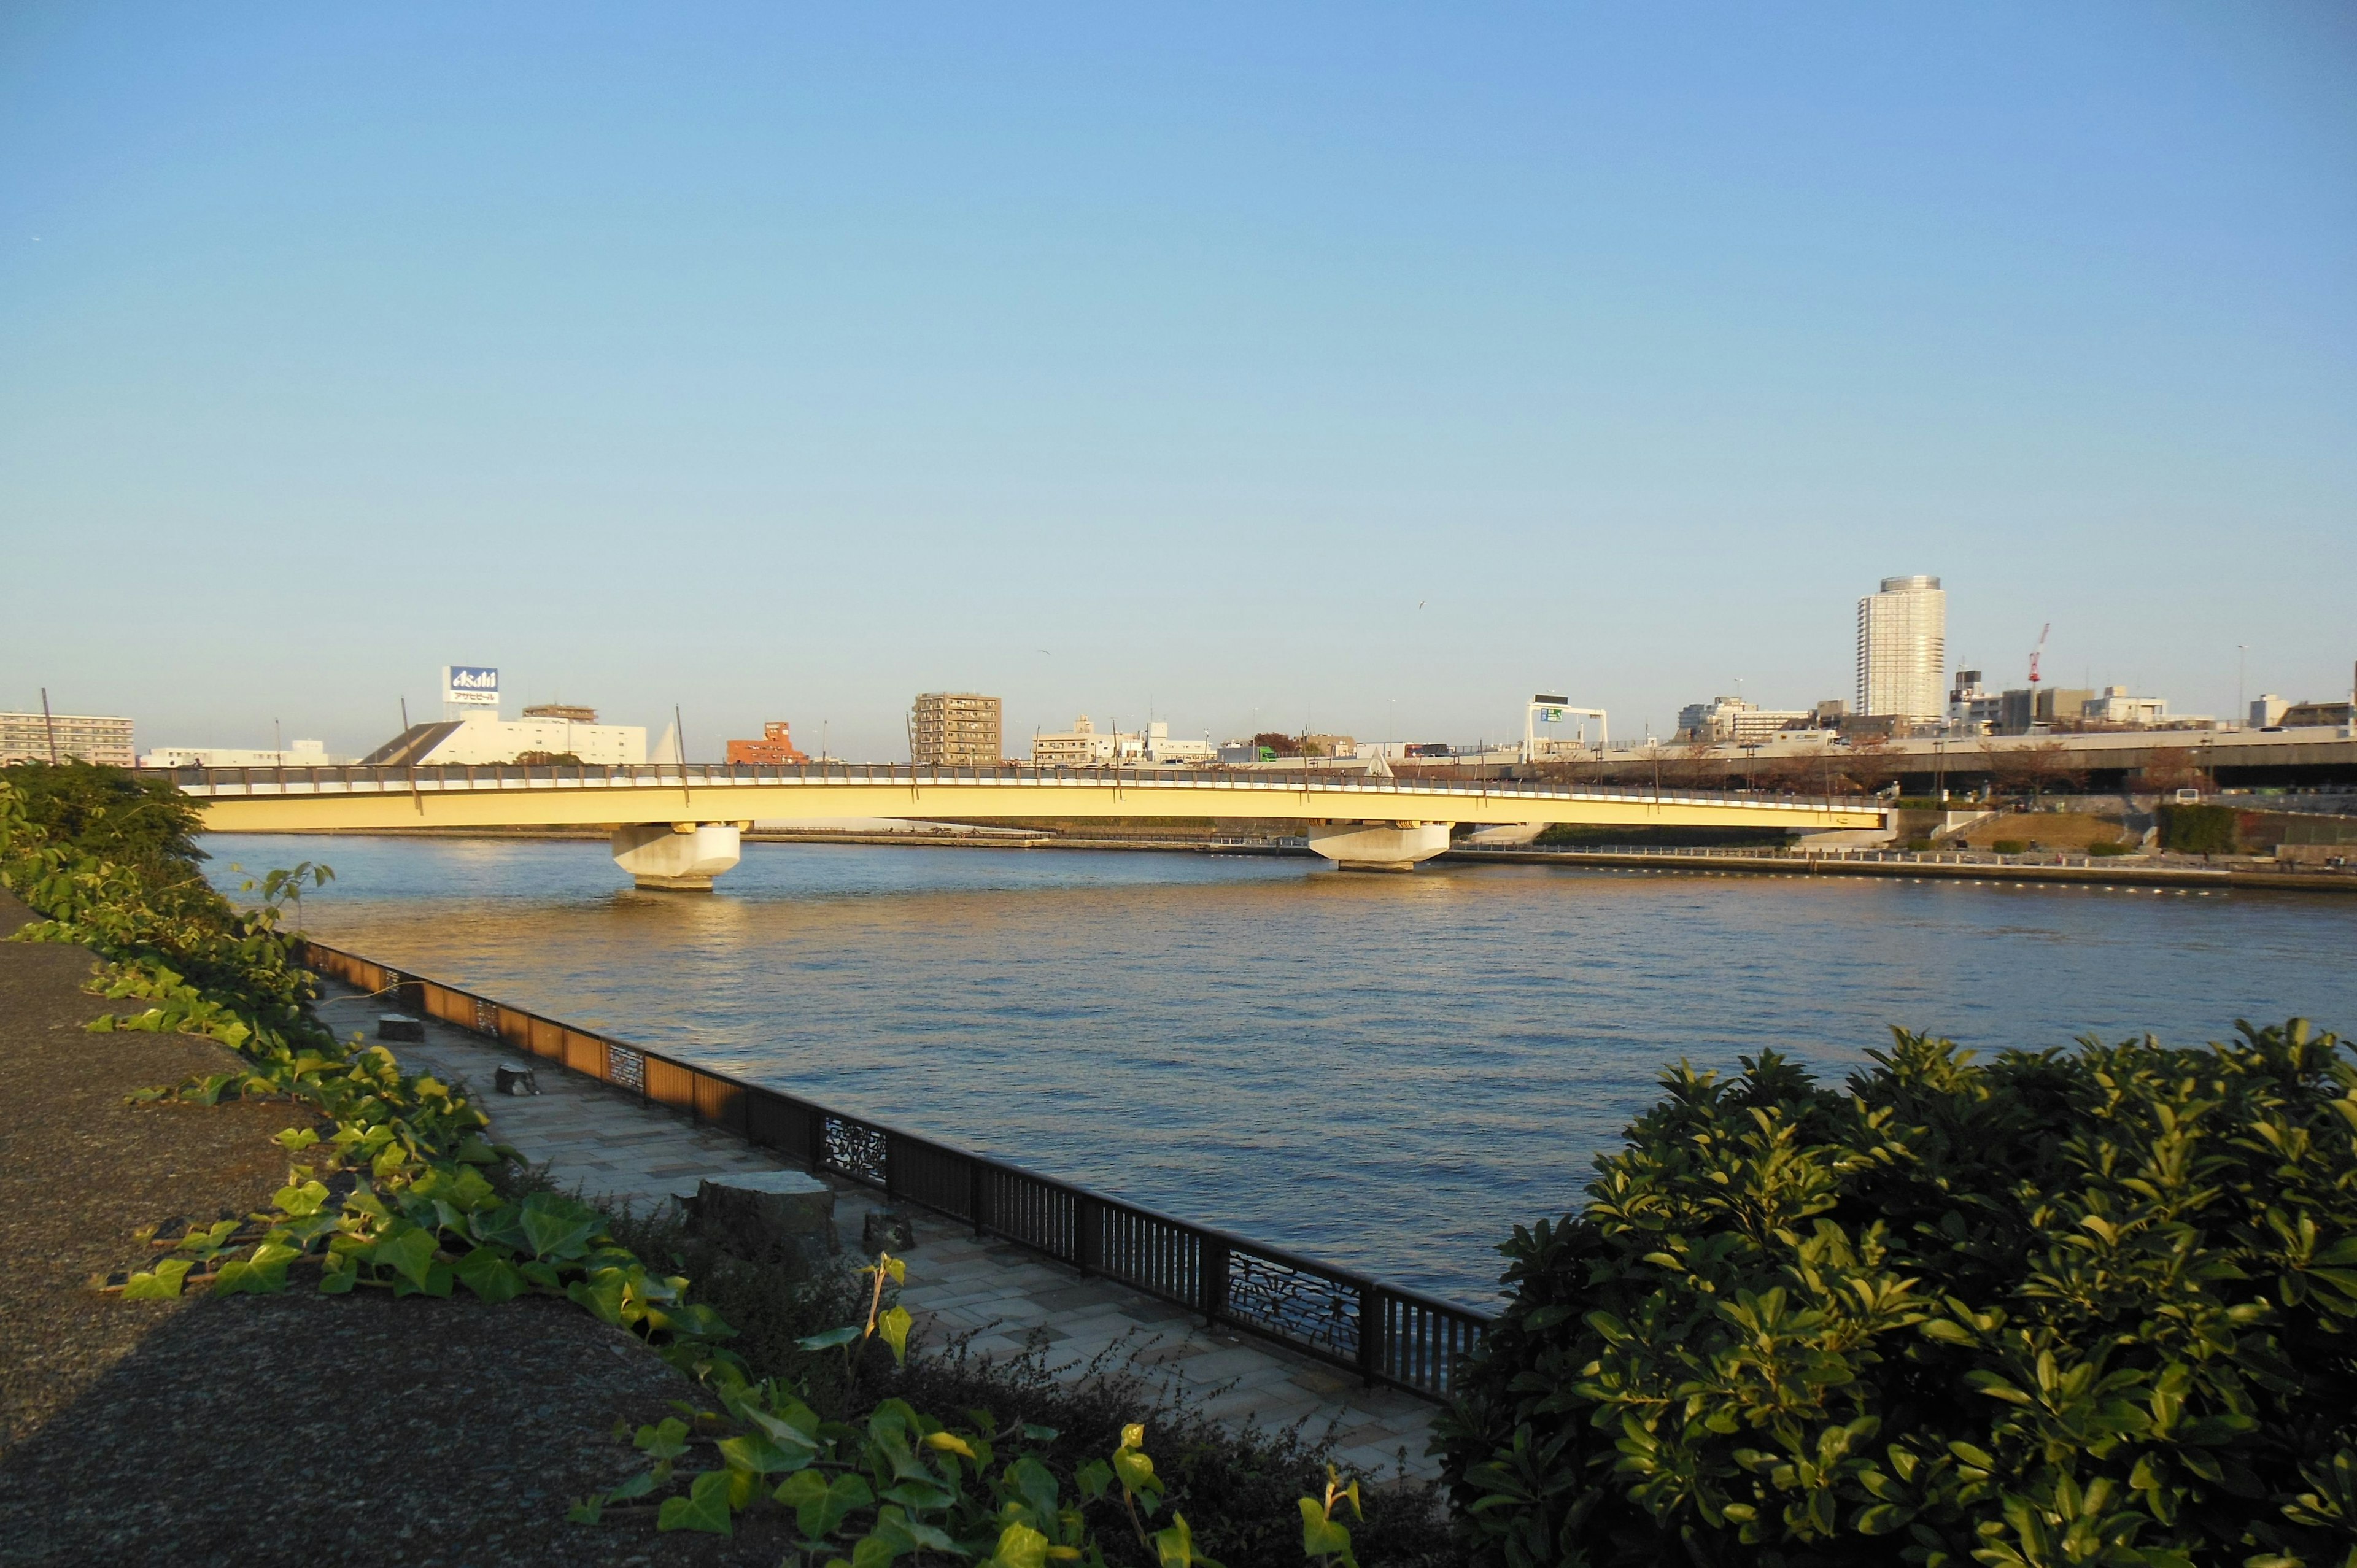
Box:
[149,762,1890,887]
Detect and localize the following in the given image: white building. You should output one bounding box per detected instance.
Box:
[1030,715,1136,766]
[1674,697,1809,743]
[142,740,355,768]
[2081,686,2169,725]
[1,710,134,767]
[2251,693,2289,728]
[1028,716,1211,766]
[362,710,646,767]
[1856,575,1948,721]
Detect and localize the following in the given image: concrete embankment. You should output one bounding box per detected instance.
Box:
[1445,846,2357,894]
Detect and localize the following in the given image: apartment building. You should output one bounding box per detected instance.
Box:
[1,710,136,767]
[911,692,1002,767]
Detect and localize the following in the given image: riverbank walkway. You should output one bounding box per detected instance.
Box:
[325,976,1444,1482]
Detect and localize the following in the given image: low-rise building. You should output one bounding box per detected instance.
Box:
[141,740,355,768]
[362,711,647,767]
[2,710,135,767]
[2281,700,2357,728]
[2080,686,2169,725]
[2251,694,2289,727]
[1676,697,1810,743]
[1031,715,1140,766]
[725,721,809,766]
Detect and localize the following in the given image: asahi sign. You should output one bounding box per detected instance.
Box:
[443,665,500,707]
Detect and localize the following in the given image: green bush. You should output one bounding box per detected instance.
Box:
[1989,839,2029,855]
[2158,805,2237,855]
[1438,1024,2357,1566]
[2086,840,2137,857]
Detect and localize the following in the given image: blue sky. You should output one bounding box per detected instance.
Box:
[3,2,2351,757]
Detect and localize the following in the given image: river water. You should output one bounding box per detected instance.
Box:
[209,835,2356,1306]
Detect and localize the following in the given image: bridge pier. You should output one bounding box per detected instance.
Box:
[611,822,745,890]
[1305,821,1452,872]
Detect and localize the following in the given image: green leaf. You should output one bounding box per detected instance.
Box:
[716,1432,810,1477]
[372,1226,437,1289]
[1157,1513,1221,1568]
[987,1521,1050,1568]
[211,1242,300,1296]
[776,1470,873,1539]
[516,1193,598,1261]
[635,1417,691,1460]
[877,1304,913,1367]
[799,1325,864,1352]
[656,1469,734,1535]
[121,1257,192,1300]
[1299,1498,1356,1564]
[454,1245,526,1303]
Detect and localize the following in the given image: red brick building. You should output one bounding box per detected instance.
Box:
[725,721,809,766]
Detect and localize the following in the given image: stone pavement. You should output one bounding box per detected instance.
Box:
[319,980,1440,1480]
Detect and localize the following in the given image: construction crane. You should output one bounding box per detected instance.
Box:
[2026,623,2051,728]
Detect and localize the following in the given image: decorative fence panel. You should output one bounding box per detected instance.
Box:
[295,938,1490,1401]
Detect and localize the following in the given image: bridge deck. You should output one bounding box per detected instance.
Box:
[149,763,1886,833]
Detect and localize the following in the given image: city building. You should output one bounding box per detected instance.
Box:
[1856,575,1948,720]
[1,709,135,767]
[911,692,1002,767]
[1144,723,1215,764]
[360,711,647,767]
[522,702,599,723]
[2081,686,2169,725]
[1031,715,1138,766]
[2282,700,2357,728]
[2251,694,2289,728]
[141,740,355,768]
[1674,697,1809,743]
[724,721,809,766]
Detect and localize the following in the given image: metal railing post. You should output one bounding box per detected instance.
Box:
[969,1158,991,1238]
[1357,1283,1384,1386]
[1201,1237,1230,1327]
[1077,1194,1102,1275]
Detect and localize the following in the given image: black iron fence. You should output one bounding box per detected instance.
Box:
[301,940,1491,1402]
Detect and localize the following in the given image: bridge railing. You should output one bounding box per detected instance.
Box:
[300,940,1492,1402]
[148,760,1880,816]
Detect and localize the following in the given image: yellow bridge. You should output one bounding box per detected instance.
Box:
[152,762,1889,886]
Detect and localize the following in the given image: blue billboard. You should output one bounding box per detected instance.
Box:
[443,665,500,706]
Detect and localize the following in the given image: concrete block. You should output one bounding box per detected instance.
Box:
[377,1014,424,1041]
[692,1170,838,1269]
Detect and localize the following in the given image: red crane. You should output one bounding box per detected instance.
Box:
[2025,623,2051,728]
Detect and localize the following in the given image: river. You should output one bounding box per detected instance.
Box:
[209,835,2356,1305]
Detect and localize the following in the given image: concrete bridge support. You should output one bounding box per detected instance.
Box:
[1305,821,1452,872]
[611,822,744,890]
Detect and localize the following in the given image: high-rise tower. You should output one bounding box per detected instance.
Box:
[1855,575,1947,721]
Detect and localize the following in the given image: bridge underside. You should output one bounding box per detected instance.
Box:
[165,769,1887,886]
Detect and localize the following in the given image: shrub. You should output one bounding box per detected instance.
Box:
[2086,840,2137,857]
[2159,804,2237,855]
[1989,838,2028,855]
[1437,1023,2357,1566]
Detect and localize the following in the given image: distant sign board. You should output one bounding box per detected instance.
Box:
[443,665,500,706]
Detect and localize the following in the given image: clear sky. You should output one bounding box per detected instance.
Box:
[3,2,2352,759]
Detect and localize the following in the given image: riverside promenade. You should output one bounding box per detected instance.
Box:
[325,975,1444,1481]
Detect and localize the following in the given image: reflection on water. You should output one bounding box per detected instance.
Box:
[215,835,2357,1304]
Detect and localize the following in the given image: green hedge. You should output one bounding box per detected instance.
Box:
[2158,805,2237,855]
[1437,1026,2357,1566]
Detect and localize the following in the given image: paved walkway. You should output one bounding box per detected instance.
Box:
[320,981,1439,1480]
